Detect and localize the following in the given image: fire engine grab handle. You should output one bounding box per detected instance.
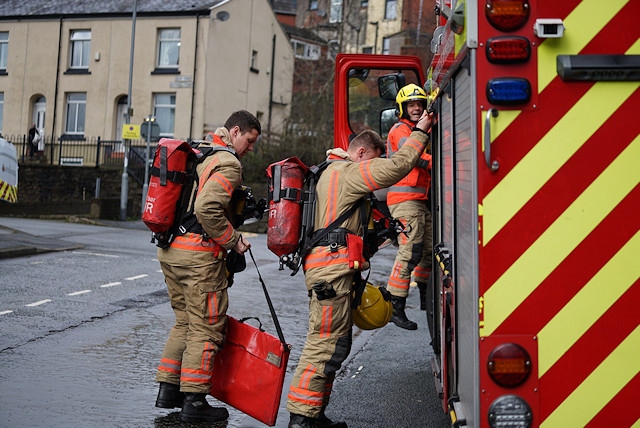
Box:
[414,110,436,134]
[484,109,500,172]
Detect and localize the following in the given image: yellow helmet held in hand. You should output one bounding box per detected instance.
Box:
[352,283,393,330]
[396,83,428,119]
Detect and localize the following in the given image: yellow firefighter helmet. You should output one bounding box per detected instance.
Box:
[396,83,428,119]
[352,283,393,330]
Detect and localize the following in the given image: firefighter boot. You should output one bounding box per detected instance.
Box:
[180,393,229,423]
[417,282,427,310]
[318,407,348,428]
[155,382,184,409]
[289,413,319,428]
[390,296,418,330]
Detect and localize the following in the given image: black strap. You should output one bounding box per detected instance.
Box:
[159,145,168,186]
[248,248,288,347]
[301,202,359,256]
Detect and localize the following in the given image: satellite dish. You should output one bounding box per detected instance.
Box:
[215,11,230,22]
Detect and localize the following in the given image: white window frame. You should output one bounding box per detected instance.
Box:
[157,28,181,68]
[385,0,397,20]
[153,93,176,138]
[65,93,86,135]
[0,32,8,70]
[70,30,91,69]
[309,0,318,10]
[382,37,390,55]
[292,40,320,60]
[330,0,343,23]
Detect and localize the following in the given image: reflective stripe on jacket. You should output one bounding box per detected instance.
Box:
[171,232,226,258]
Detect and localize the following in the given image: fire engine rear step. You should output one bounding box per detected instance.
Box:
[448,396,467,427]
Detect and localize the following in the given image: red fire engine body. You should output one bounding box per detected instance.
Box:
[333,1,639,427]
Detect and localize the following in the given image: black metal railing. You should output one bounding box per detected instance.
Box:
[6,133,161,187]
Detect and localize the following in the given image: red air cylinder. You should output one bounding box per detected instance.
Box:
[142,138,193,233]
[266,157,309,257]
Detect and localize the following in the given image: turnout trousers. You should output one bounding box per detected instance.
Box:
[286,271,354,418]
[155,242,228,394]
[386,200,433,298]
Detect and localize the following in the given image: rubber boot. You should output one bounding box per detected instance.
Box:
[390,296,418,330]
[155,382,184,409]
[318,407,348,428]
[179,393,229,423]
[289,413,319,428]
[417,282,427,310]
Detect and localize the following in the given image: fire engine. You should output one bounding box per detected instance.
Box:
[333,1,639,427]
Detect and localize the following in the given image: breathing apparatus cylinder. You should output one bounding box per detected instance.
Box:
[266,157,309,257]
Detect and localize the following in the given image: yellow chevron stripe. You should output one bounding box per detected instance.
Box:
[538,0,629,92]
[481,135,640,336]
[538,230,640,375]
[541,325,640,427]
[482,80,639,245]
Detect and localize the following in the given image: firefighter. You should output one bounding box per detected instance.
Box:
[154,110,261,423]
[384,83,433,331]
[287,111,435,428]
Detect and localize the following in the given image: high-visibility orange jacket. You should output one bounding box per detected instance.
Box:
[386,118,432,206]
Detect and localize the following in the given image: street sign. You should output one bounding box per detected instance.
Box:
[140,121,161,142]
[122,124,140,140]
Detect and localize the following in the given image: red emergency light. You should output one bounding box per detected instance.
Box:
[486,36,531,64]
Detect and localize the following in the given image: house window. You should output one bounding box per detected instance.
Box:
[382,37,390,55]
[157,28,180,68]
[362,46,373,54]
[0,32,8,71]
[250,50,259,73]
[292,40,320,60]
[385,0,397,20]
[309,0,318,10]
[153,93,176,137]
[360,1,369,7]
[70,30,91,69]
[65,93,86,135]
[330,0,343,23]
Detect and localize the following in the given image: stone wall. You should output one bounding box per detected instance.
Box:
[0,164,267,227]
[0,164,141,219]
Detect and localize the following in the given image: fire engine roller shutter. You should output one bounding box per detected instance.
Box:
[451,57,481,428]
[478,1,640,426]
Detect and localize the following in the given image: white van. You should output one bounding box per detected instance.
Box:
[0,137,18,203]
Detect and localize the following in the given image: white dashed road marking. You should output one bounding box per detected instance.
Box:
[68,290,92,296]
[125,274,148,281]
[25,299,52,307]
[100,281,122,288]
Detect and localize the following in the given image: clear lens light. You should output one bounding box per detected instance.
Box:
[488,395,533,428]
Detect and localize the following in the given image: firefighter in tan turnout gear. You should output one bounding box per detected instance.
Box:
[385,84,433,331]
[154,110,261,423]
[287,110,436,428]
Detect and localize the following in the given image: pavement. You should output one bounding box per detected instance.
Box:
[0,216,145,259]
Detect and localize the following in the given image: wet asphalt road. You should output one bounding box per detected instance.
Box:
[0,217,450,428]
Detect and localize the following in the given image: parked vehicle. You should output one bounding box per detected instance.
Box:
[0,137,18,203]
